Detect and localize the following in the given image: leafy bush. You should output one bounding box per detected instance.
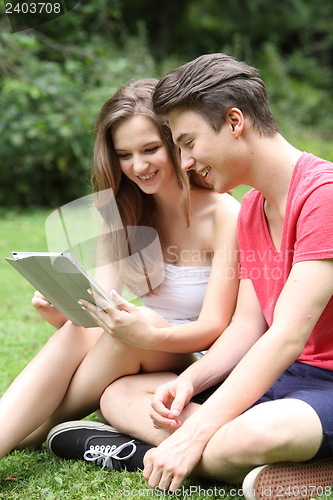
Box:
[254,43,333,139]
[1,0,333,208]
[0,24,156,207]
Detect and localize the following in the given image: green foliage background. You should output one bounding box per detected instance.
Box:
[0,0,333,207]
[0,4,333,496]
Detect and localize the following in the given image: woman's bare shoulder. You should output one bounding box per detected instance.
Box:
[190,187,240,218]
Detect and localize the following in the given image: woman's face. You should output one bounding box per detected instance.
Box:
[112,115,177,194]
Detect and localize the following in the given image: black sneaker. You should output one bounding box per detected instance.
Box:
[47,421,139,471]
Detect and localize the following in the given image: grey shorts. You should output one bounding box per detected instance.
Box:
[191,362,333,460]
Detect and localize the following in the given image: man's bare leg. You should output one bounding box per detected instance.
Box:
[101,372,199,445]
[101,376,323,484]
[195,398,323,484]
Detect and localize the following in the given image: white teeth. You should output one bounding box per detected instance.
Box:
[138,171,157,180]
[201,166,211,178]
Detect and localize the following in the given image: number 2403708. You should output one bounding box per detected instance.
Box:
[5,3,62,14]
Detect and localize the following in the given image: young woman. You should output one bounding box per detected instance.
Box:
[0,79,239,461]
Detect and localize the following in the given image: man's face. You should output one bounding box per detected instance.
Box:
[169,108,243,193]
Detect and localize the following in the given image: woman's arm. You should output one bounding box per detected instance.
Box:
[150,193,240,352]
[79,194,240,352]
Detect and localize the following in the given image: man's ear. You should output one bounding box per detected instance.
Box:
[226,108,244,138]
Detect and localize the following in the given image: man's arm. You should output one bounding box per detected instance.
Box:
[148,278,268,430]
[144,277,267,488]
[144,259,333,491]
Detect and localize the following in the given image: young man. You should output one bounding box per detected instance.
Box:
[47,53,333,500]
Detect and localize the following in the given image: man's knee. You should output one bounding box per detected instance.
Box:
[216,400,320,467]
[223,418,274,465]
[101,375,151,432]
[213,410,291,468]
[100,376,133,415]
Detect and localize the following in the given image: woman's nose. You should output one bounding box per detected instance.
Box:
[133,155,150,173]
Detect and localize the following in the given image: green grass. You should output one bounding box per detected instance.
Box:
[0,448,245,500]
[0,209,54,394]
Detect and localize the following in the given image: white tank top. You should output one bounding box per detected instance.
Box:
[142,263,211,326]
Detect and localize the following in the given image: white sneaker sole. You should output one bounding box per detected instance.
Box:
[47,420,119,447]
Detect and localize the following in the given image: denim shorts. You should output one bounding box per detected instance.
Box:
[191,362,333,460]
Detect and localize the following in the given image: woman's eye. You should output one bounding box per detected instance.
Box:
[145,146,159,154]
[117,153,131,159]
[185,140,193,148]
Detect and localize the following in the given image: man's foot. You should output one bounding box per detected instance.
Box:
[242,458,333,500]
[47,421,144,471]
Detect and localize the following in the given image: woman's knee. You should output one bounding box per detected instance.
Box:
[52,322,103,352]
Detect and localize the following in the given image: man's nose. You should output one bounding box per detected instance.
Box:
[180,150,196,171]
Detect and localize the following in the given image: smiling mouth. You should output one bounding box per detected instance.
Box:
[137,171,158,181]
[201,166,211,178]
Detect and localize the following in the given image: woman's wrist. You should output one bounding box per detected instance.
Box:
[146,324,170,350]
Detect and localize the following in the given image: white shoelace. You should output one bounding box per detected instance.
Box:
[83,440,137,470]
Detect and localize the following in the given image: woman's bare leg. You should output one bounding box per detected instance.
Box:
[19,333,195,448]
[0,322,102,458]
[13,309,196,450]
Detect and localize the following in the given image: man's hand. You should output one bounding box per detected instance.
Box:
[141,376,201,491]
[31,290,68,329]
[142,426,204,492]
[150,377,194,430]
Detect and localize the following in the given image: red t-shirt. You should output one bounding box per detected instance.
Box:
[238,152,333,370]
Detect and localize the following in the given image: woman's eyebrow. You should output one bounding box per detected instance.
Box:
[115,141,161,151]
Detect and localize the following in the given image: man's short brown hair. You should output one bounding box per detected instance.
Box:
[153,53,279,136]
